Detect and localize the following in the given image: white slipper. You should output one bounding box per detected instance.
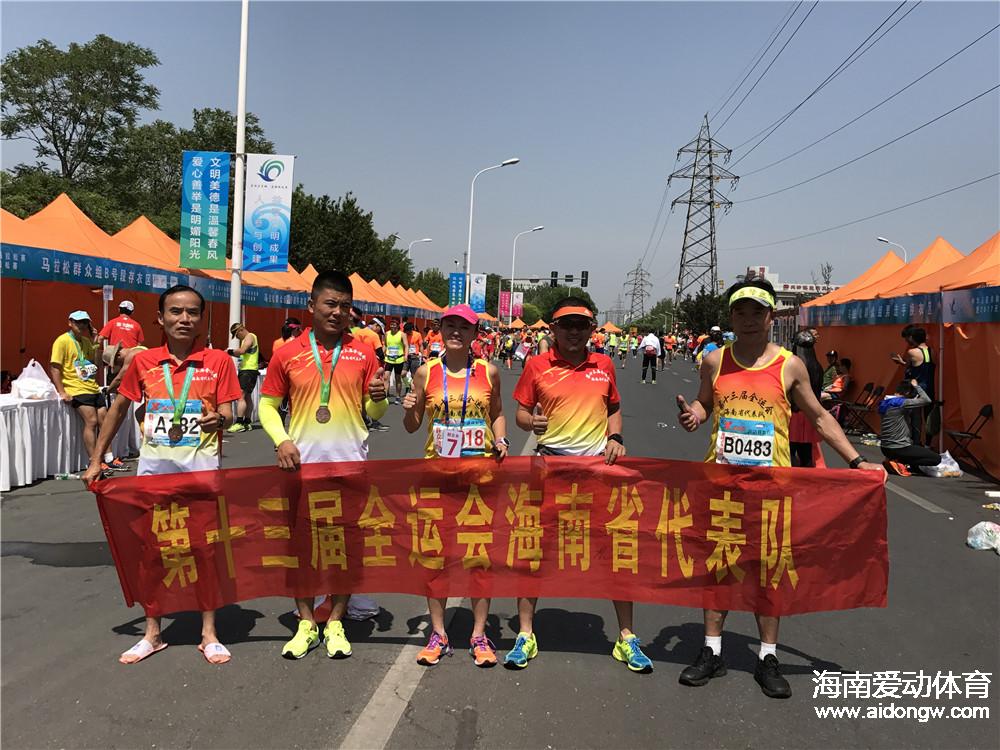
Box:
[199,642,231,665]
[119,639,168,665]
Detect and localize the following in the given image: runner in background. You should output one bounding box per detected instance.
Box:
[630,332,639,359]
[403,322,423,395]
[639,329,661,384]
[272,317,302,358]
[424,319,444,360]
[98,300,145,350]
[227,322,259,433]
[383,318,407,404]
[664,331,677,365]
[617,332,628,368]
[81,284,240,666]
[51,311,115,475]
[402,303,509,668]
[511,298,651,674]
[891,325,937,444]
[351,309,390,432]
[676,278,884,699]
[258,270,388,662]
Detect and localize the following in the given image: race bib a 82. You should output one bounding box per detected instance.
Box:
[716,417,775,467]
[144,399,203,448]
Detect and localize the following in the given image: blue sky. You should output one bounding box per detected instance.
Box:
[3,1,998,312]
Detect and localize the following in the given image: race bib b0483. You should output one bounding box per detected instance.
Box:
[716,417,775,467]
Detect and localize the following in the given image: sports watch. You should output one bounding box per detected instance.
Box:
[607,433,624,447]
[848,456,865,469]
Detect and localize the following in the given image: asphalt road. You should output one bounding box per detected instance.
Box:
[2,352,998,750]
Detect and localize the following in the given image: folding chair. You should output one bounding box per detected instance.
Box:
[842,385,885,436]
[946,404,993,474]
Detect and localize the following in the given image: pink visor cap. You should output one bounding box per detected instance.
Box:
[441,304,480,326]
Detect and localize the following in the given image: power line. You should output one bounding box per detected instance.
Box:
[709,2,802,123]
[714,1,820,134]
[742,23,1000,177]
[719,172,999,251]
[639,182,670,267]
[730,1,918,167]
[733,84,999,203]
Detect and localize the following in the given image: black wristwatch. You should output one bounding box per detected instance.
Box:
[608,433,624,447]
[849,456,865,469]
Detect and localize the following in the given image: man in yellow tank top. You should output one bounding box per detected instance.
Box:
[227,322,259,432]
[676,278,885,699]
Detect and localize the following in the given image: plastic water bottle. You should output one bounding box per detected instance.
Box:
[54,472,79,480]
[656,422,669,428]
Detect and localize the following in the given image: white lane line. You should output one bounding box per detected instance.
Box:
[886,482,949,514]
[682,378,692,383]
[520,433,538,456]
[338,597,463,750]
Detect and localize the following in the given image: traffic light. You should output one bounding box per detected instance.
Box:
[580,270,589,288]
[550,271,558,287]
[565,274,573,284]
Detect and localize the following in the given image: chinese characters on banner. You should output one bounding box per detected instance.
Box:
[469,273,488,313]
[180,151,231,270]
[242,154,295,272]
[511,292,524,318]
[94,457,888,618]
[499,291,511,320]
[448,273,466,307]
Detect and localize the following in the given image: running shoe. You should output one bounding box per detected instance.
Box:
[370,420,391,432]
[282,620,319,659]
[416,632,453,666]
[108,457,128,472]
[227,422,246,433]
[470,635,498,667]
[612,635,653,673]
[324,620,352,658]
[754,654,792,698]
[503,632,538,669]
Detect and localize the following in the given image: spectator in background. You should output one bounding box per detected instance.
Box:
[227,322,260,433]
[891,325,937,444]
[879,380,941,476]
[821,358,852,402]
[822,349,839,389]
[98,300,145,350]
[789,331,825,468]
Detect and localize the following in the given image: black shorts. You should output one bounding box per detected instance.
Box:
[70,393,104,410]
[407,356,422,375]
[238,370,258,394]
[386,361,405,376]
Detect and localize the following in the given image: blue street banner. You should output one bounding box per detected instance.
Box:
[469,273,487,313]
[800,292,942,327]
[449,273,466,307]
[242,154,295,272]
[180,151,230,270]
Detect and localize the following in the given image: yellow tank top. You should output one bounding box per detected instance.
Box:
[239,333,259,371]
[384,330,406,364]
[706,344,792,468]
[422,357,494,459]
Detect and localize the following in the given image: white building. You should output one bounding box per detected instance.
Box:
[743,265,841,310]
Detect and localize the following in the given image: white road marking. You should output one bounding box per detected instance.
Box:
[682,378,692,383]
[338,597,463,750]
[886,482,949,514]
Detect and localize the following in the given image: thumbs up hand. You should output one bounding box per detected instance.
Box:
[676,394,701,432]
[369,367,388,402]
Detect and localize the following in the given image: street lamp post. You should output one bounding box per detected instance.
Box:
[464,158,520,304]
[407,237,432,259]
[509,225,544,325]
[877,236,908,263]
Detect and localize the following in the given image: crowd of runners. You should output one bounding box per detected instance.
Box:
[56,269,887,699]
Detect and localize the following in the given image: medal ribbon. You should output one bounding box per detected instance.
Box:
[161,362,196,426]
[69,333,87,367]
[309,330,342,411]
[441,353,473,428]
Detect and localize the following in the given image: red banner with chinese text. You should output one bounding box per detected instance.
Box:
[94,457,888,618]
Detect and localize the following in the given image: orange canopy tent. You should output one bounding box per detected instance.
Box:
[478,311,498,322]
[509,318,526,329]
[890,232,998,295]
[840,237,962,302]
[529,319,548,329]
[300,263,318,287]
[601,322,623,333]
[802,251,905,307]
[413,289,444,313]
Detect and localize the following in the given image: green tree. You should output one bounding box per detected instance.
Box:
[0,166,130,231]
[522,285,596,321]
[485,273,503,317]
[677,289,729,333]
[630,297,676,332]
[520,302,542,325]
[1,34,160,179]
[413,268,449,307]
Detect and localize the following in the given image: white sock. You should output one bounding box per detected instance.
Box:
[104,452,114,463]
[705,635,722,656]
[758,641,777,660]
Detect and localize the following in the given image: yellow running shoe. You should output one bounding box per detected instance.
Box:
[282,620,319,659]
[325,620,352,658]
[503,632,538,668]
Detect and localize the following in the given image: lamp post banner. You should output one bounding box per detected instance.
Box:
[499,291,511,320]
[469,273,487,313]
[180,151,230,270]
[449,273,466,307]
[512,292,524,318]
[242,154,295,273]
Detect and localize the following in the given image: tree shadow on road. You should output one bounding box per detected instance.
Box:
[645,621,845,676]
[1,540,112,567]
[113,604,267,645]
[504,609,614,655]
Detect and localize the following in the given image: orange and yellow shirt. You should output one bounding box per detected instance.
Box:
[118,344,242,475]
[351,326,382,354]
[706,344,792,468]
[422,357,495,459]
[262,328,380,463]
[514,349,620,456]
[406,331,423,358]
[424,330,444,357]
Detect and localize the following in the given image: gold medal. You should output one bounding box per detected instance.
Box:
[315,406,331,424]
[168,424,184,442]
